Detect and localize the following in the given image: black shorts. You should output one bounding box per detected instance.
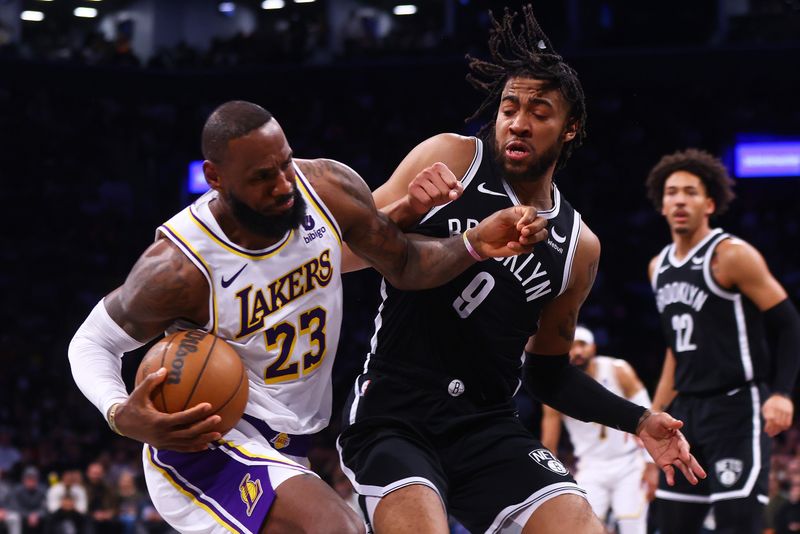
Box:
[337,367,585,534]
[655,383,770,504]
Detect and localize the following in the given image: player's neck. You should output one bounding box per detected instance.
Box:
[508,174,554,211]
[671,224,712,260]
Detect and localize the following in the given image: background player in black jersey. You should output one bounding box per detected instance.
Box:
[337,7,705,534]
[646,148,800,534]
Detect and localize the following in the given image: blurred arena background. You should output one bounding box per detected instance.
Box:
[0,0,799,532]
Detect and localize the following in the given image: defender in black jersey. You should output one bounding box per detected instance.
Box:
[647,149,800,534]
[338,7,705,534]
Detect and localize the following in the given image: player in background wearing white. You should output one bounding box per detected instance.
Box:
[541,326,658,534]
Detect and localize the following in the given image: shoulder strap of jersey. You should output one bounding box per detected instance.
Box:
[702,231,736,300]
[651,244,671,291]
[294,161,343,244]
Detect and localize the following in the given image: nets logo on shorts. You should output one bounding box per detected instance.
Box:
[239,473,264,517]
[529,448,569,476]
[715,458,744,487]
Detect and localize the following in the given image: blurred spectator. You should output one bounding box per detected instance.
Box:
[137,494,172,534]
[0,430,21,474]
[766,466,791,534]
[46,468,86,515]
[0,469,21,534]
[43,494,88,534]
[115,471,142,534]
[13,467,46,534]
[83,462,115,534]
[773,475,800,534]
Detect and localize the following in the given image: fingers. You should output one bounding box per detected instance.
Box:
[166,402,216,426]
[135,367,167,397]
[662,464,675,486]
[158,406,222,452]
[687,454,707,481]
[764,419,789,437]
[409,162,463,209]
[673,458,698,485]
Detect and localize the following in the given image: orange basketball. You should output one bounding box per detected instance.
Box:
[135,330,248,435]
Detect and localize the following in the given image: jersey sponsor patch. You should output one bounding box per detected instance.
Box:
[528,448,569,476]
[715,458,744,487]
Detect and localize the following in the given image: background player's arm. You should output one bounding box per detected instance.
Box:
[713,238,800,436]
[301,158,544,289]
[648,255,678,412]
[540,405,563,453]
[69,238,223,451]
[652,349,677,412]
[342,134,474,272]
[615,359,660,499]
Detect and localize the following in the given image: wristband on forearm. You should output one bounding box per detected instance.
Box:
[523,352,647,434]
[463,230,484,261]
[764,298,800,395]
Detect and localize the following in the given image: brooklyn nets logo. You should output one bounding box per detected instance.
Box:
[715,458,744,487]
[529,448,569,476]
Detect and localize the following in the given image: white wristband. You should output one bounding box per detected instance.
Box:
[462,230,483,261]
[68,299,146,420]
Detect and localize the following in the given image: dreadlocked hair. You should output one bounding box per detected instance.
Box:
[645,148,736,216]
[465,4,587,170]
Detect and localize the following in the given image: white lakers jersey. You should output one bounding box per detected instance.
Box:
[563,357,639,462]
[156,163,343,435]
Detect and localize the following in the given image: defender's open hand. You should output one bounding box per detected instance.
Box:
[637,411,707,486]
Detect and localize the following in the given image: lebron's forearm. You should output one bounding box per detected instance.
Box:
[524,353,646,434]
[68,299,144,417]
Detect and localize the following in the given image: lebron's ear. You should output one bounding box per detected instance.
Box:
[563,120,579,142]
[203,160,221,191]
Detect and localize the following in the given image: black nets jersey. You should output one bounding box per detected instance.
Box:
[365,137,582,401]
[651,228,770,394]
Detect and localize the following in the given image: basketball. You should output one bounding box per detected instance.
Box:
[135,330,248,435]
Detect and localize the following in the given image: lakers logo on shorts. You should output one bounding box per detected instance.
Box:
[715,458,743,487]
[528,448,569,476]
[239,473,263,517]
[270,433,291,450]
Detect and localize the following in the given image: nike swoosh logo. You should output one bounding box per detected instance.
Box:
[550,227,567,244]
[221,264,247,288]
[658,265,670,274]
[477,182,507,197]
[691,256,704,264]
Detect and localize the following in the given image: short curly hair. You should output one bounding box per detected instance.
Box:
[645,148,735,215]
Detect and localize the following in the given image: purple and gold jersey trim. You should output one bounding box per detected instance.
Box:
[146,442,310,534]
[188,206,294,260]
[294,166,342,245]
[158,223,219,335]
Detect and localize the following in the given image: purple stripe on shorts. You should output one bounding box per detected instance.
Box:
[149,445,276,534]
[241,413,312,458]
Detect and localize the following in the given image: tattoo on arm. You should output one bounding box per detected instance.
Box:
[586,258,599,293]
[555,255,598,344]
[115,242,205,340]
[557,309,577,343]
